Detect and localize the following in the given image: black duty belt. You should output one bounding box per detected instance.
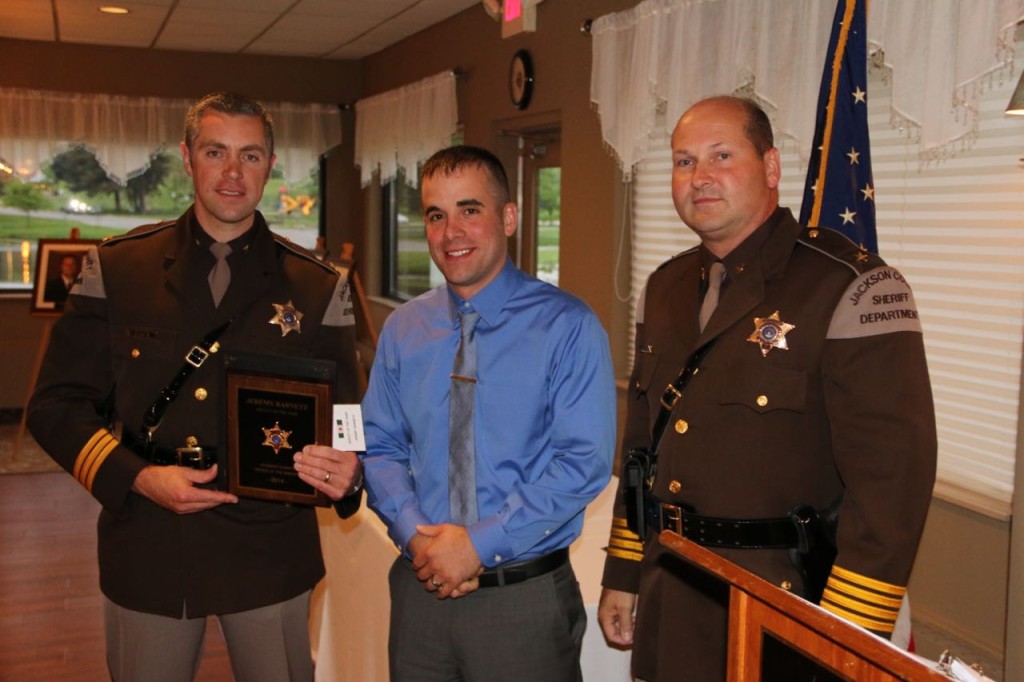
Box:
[121,431,217,470]
[648,500,813,550]
[478,548,569,588]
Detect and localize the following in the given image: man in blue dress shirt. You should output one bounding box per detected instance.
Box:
[362,145,616,680]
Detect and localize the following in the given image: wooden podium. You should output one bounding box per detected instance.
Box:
[658,531,947,681]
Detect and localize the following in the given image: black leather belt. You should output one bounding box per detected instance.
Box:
[478,548,569,588]
[648,500,805,549]
[121,431,217,470]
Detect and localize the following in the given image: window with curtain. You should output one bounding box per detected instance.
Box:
[353,71,458,301]
[0,89,341,291]
[382,167,445,300]
[628,48,1024,521]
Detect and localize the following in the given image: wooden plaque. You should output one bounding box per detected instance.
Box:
[225,355,334,506]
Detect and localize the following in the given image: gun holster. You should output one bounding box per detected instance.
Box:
[622,448,655,538]
[787,501,840,603]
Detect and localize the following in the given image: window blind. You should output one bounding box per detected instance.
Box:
[630,57,1024,520]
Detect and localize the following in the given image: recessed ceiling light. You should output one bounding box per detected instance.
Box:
[99,6,129,15]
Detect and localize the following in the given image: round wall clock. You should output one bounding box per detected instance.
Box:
[509,49,535,110]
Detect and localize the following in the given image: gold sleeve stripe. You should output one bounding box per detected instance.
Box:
[73,429,118,493]
[608,537,644,552]
[820,600,896,634]
[610,516,634,536]
[610,526,641,541]
[606,547,644,562]
[821,588,900,622]
[77,431,116,491]
[823,577,903,610]
[72,430,108,481]
[830,565,906,597]
[83,436,119,492]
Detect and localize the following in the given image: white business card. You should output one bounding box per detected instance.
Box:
[332,404,366,451]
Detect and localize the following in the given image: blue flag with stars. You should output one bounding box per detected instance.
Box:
[799,0,877,254]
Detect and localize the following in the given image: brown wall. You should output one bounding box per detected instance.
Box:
[0,37,361,103]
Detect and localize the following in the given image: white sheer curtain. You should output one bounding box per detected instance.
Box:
[590,0,1024,179]
[353,71,458,187]
[0,88,341,184]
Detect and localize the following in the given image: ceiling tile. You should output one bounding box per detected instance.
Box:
[154,6,282,53]
[56,0,171,48]
[0,0,481,59]
[0,0,56,41]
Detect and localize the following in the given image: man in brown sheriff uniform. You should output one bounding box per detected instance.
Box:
[597,96,937,680]
[28,92,363,681]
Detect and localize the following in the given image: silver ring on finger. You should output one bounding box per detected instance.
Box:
[431,577,442,588]
[324,471,331,483]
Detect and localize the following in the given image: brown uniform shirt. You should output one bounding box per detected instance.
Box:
[602,208,936,680]
[28,208,361,617]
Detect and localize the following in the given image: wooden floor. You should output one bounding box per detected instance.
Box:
[0,472,232,681]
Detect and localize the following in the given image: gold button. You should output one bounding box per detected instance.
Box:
[668,480,682,494]
[781,580,792,591]
[185,435,198,447]
[756,395,768,407]
[130,348,141,358]
[194,388,208,401]
[808,229,819,238]
[674,419,689,434]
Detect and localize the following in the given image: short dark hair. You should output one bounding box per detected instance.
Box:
[183,92,274,156]
[698,95,775,155]
[421,145,511,205]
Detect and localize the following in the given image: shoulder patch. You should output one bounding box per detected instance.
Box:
[73,245,106,299]
[272,233,337,276]
[828,266,922,339]
[322,277,356,327]
[797,225,883,276]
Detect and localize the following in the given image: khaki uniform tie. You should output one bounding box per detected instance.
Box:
[699,262,726,332]
[208,242,232,307]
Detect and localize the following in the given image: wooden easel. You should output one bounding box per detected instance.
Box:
[336,242,378,349]
[317,239,378,395]
[14,227,81,460]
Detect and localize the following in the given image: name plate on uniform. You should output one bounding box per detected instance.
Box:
[225,353,335,506]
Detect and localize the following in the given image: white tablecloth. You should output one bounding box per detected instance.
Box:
[311,478,632,681]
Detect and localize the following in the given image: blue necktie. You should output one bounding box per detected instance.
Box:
[449,309,480,524]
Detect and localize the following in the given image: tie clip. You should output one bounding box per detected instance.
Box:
[451,374,477,384]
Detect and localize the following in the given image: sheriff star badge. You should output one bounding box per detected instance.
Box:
[269,300,303,336]
[747,311,796,357]
[261,421,293,455]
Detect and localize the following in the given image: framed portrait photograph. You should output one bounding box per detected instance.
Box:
[31,239,99,316]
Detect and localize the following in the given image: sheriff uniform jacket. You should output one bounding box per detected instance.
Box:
[602,208,936,681]
[28,208,360,618]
